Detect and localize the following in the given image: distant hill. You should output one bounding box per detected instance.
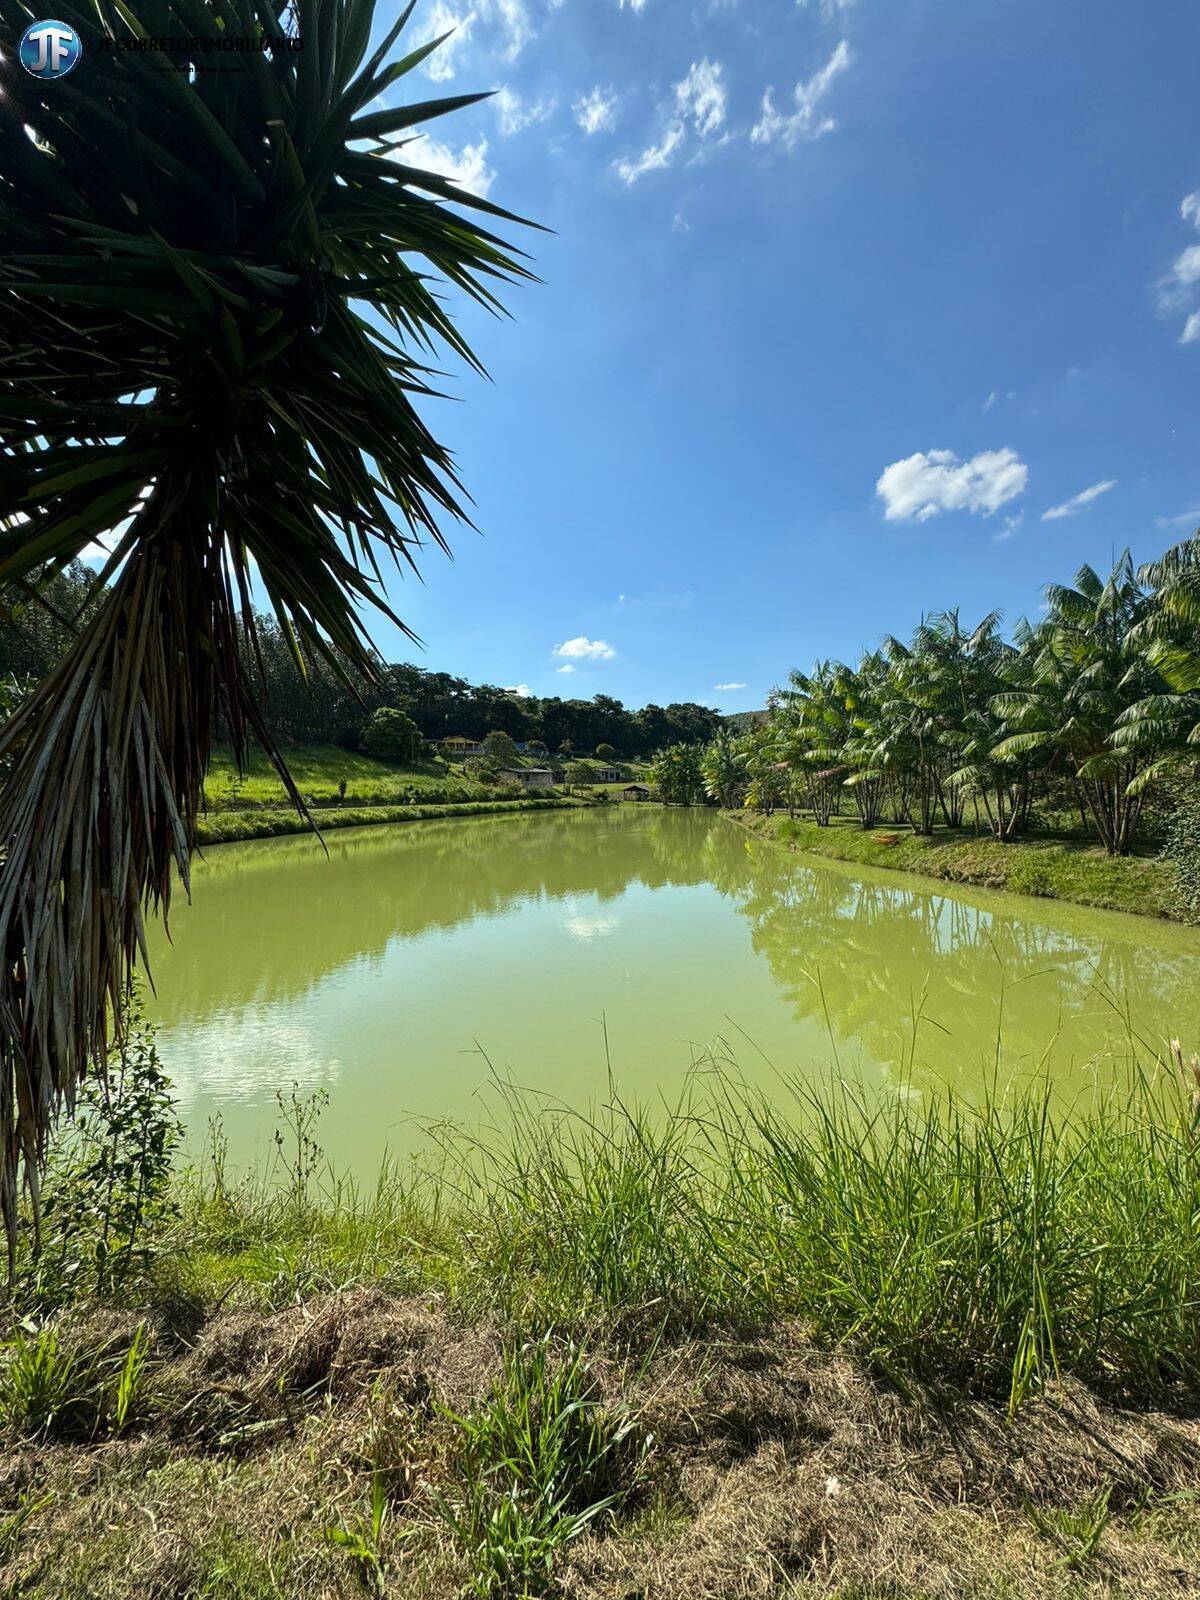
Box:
[722,710,768,733]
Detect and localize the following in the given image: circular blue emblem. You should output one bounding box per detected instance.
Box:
[19,20,82,79]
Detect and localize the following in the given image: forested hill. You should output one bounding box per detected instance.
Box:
[0,564,724,759]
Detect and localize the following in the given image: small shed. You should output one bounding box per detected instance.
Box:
[501,767,554,789]
[622,783,651,802]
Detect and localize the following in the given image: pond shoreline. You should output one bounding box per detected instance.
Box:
[196,793,580,846]
[724,808,1182,922]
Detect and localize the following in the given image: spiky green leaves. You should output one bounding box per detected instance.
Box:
[0,0,533,1253]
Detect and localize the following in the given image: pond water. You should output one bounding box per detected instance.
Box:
[145,806,1200,1173]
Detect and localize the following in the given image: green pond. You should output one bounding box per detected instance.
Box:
[146,806,1200,1173]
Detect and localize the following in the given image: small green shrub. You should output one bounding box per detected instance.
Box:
[23,1001,181,1309]
[434,1335,648,1597]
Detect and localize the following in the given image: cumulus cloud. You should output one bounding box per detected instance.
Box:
[675,59,727,137]
[876,447,1028,523]
[715,681,747,691]
[1041,479,1116,521]
[1182,311,1200,345]
[407,135,495,196]
[615,121,686,183]
[416,2,475,82]
[506,683,532,697]
[553,636,616,660]
[494,86,553,135]
[574,85,618,135]
[617,0,648,10]
[752,40,851,149]
[556,663,576,674]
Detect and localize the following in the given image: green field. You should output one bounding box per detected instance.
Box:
[730,809,1178,920]
[203,743,472,810]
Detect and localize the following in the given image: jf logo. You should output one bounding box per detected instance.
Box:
[19,19,83,78]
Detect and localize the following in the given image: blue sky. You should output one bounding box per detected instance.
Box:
[364,0,1200,712]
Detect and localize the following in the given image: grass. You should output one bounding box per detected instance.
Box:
[729,810,1178,919]
[203,743,468,810]
[195,796,577,846]
[5,1060,1200,1597]
[161,1056,1200,1410]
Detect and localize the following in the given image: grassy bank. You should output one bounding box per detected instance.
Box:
[728,810,1179,920]
[4,1058,1200,1598]
[203,744,474,810]
[196,795,576,846]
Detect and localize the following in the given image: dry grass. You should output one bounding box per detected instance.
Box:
[2,1291,1198,1599]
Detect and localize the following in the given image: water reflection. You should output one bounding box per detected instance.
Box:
[145,808,1200,1168]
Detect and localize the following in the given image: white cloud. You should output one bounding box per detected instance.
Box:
[1157,505,1200,530]
[752,40,851,150]
[494,86,553,135]
[992,512,1024,543]
[675,59,727,137]
[876,447,1028,523]
[553,636,616,660]
[1041,479,1116,521]
[416,2,475,82]
[1171,244,1200,290]
[617,0,648,10]
[488,0,533,62]
[715,681,747,691]
[1182,311,1200,346]
[615,120,686,183]
[574,86,618,135]
[408,135,495,197]
[1183,190,1200,228]
[556,663,576,674]
[506,683,532,697]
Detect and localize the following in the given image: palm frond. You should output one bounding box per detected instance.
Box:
[0,0,534,1256]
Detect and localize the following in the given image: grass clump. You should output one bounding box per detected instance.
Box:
[434,1334,649,1598]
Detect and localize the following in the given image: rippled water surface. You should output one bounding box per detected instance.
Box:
[146,807,1200,1171]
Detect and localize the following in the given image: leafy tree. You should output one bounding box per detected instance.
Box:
[463,756,500,785]
[0,0,531,1248]
[651,744,706,806]
[701,729,747,808]
[565,760,593,794]
[595,742,617,764]
[482,729,519,768]
[360,707,422,764]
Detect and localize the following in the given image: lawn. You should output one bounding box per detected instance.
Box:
[203,743,482,810]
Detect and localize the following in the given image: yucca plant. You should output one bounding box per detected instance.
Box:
[0,0,532,1256]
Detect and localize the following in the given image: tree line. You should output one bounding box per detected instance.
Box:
[0,566,724,761]
[651,541,1200,857]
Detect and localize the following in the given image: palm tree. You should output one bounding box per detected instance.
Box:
[1118,536,1200,768]
[991,557,1167,854]
[0,1,532,1252]
[700,728,746,808]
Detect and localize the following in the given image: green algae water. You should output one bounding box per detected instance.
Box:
[145,806,1200,1172]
